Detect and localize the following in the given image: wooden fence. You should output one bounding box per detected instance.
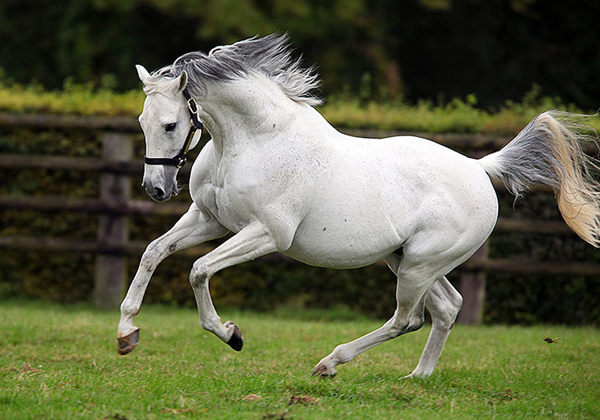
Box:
[1,113,599,321]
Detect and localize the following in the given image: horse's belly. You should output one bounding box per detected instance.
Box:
[284,242,393,269]
[284,213,402,269]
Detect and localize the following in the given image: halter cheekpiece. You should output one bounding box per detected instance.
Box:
[144,90,204,169]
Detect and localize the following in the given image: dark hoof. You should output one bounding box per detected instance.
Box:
[118,329,139,355]
[226,325,244,351]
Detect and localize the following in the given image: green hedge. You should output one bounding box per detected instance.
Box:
[486,192,600,325]
[1,83,598,134]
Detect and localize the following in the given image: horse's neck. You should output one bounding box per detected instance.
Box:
[200,77,336,154]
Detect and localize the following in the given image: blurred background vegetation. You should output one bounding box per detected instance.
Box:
[1,0,599,109]
[0,0,599,324]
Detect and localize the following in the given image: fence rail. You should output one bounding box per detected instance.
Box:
[1,113,598,320]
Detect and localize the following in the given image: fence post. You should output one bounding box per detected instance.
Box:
[93,132,133,310]
[456,241,488,325]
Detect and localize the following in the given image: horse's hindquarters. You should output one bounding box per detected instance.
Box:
[284,137,499,272]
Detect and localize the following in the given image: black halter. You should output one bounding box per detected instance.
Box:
[144,90,204,169]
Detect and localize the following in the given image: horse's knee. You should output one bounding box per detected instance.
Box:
[189,261,209,289]
[139,252,154,272]
[140,240,164,272]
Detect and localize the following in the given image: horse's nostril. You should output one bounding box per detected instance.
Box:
[154,187,166,200]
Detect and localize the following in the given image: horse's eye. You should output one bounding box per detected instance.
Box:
[165,123,177,132]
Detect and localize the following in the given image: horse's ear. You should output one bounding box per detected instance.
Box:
[162,70,188,93]
[136,65,150,84]
[177,70,188,92]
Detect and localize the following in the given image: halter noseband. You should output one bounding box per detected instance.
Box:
[144,90,204,169]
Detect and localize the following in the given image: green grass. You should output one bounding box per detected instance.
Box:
[1,300,599,419]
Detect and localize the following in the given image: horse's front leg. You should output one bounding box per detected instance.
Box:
[117,203,228,354]
[188,222,278,351]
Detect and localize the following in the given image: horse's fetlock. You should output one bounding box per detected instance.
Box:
[200,317,218,332]
[120,302,137,317]
[329,345,349,365]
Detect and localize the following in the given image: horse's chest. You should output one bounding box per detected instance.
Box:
[200,178,258,233]
[199,153,312,233]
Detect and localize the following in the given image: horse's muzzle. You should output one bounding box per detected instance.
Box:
[142,181,178,202]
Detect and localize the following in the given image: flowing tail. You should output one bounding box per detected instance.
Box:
[479,111,600,247]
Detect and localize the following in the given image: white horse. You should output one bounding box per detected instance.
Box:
[118,34,600,378]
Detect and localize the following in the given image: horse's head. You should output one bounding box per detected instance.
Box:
[136,65,203,202]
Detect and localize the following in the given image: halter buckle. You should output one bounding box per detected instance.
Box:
[187,97,199,115]
[175,155,187,169]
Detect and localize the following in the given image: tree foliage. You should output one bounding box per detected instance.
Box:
[0,0,599,108]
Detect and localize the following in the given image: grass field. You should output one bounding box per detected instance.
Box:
[1,300,599,419]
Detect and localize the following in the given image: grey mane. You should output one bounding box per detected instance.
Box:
[151,33,322,107]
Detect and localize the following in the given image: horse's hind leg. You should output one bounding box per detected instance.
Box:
[406,276,462,378]
[312,253,435,378]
